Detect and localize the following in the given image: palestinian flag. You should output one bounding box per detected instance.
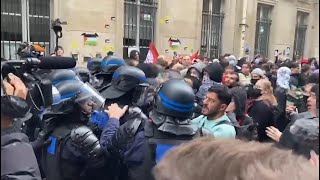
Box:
[168,38,181,50]
[82,33,98,46]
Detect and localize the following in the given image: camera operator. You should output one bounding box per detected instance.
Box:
[1,73,41,180]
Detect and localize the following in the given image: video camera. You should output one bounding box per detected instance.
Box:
[1,55,76,112]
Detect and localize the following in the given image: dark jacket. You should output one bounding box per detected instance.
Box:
[1,126,41,180]
[274,86,289,131]
[229,87,247,125]
[290,74,303,87]
[100,108,147,180]
[248,100,274,142]
[277,117,319,159]
[40,112,106,180]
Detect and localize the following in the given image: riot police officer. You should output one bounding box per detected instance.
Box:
[74,67,92,84]
[87,57,102,75]
[102,79,199,180]
[100,65,149,180]
[95,55,126,91]
[40,80,107,180]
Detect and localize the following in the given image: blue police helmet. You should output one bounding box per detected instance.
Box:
[48,69,80,85]
[154,79,195,119]
[87,57,102,74]
[53,79,105,114]
[100,55,126,74]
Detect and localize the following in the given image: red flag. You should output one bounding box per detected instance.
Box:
[190,50,199,61]
[145,42,159,64]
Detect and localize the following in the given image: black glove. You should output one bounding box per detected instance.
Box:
[31,131,52,151]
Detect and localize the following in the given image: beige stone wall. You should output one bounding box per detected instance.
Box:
[156,0,203,57]
[229,0,318,59]
[53,0,319,64]
[52,0,124,66]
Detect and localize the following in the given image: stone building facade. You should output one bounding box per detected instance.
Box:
[1,0,319,65]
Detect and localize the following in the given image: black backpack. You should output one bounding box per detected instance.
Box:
[221,114,258,141]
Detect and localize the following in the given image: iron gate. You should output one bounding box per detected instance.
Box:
[254,4,272,57]
[200,0,224,59]
[1,0,51,60]
[123,0,158,60]
[293,12,308,60]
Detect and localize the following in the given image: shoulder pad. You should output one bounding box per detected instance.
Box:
[70,126,103,159]
[121,107,147,136]
[128,107,148,120]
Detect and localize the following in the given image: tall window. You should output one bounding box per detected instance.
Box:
[123,0,158,60]
[293,12,308,60]
[1,0,51,60]
[254,4,272,57]
[200,0,223,59]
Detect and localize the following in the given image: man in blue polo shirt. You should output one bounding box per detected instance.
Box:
[192,84,236,138]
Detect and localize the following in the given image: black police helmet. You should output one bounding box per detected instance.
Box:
[87,57,102,74]
[154,79,195,119]
[100,66,148,99]
[100,55,126,74]
[74,67,91,83]
[49,69,80,85]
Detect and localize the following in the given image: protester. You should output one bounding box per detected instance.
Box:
[192,84,236,138]
[274,67,291,131]
[277,117,319,159]
[184,75,201,94]
[226,55,237,68]
[301,63,312,85]
[247,79,277,142]
[196,62,224,105]
[238,62,252,86]
[223,72,239,88]
[225,86,250,126]
[309,57,319,70]
[127,50,140,66]
[288,61,303,87]
[153,138,319,180]
[156,69,182,85]
[250,68,265,85]
[266,84,319,143]
[185,61,206,80]
[56,45,64,56]
[269,63,279,88]
[155,55,171,71]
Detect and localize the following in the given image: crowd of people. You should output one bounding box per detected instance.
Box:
[1,48,319,180]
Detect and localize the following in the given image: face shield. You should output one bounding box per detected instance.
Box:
[132,85,150,107]
[74,83,105,114]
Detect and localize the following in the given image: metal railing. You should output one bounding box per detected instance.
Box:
[200,0,224,59]
[254,4,272,58]
[123,0,158,60]
[1,0,51,60]
[254,19,272,57]
[293,12,309,60]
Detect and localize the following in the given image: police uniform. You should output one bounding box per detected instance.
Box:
[40,80,107,180]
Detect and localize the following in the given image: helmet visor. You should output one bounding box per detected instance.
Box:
[75,83,105,114]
